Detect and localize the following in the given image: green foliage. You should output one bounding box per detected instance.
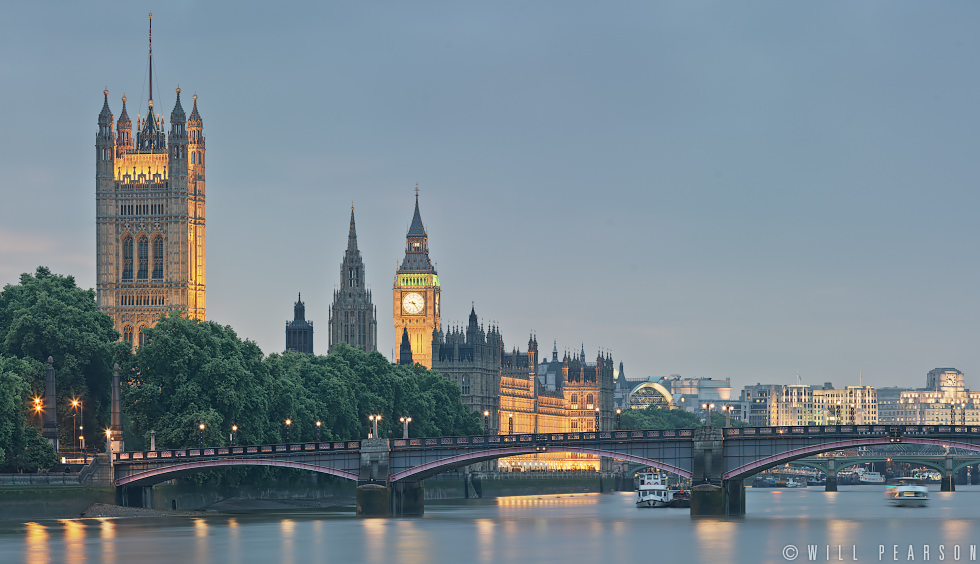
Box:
[122,316,481,453]
[619,405,705,430]
[0,267,129,453]
[15,428,58,472]
[0,355,33,470]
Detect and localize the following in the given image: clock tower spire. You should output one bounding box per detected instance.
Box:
[393,189,440,367]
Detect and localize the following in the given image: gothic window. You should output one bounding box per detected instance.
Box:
[348,268,354,287]
[571,394,578,409]
[138,326,146,347]
[137,236,149,279]
[586,394,594,410]
[122,236,134,280]
[462,377,470,395]
[152,235,163,279]
[122,326,134,343]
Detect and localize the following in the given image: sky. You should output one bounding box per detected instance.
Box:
[2,2,979,392]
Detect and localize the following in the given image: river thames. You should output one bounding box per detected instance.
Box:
[3,485,980,564]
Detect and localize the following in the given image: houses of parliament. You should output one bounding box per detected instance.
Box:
[97,17,615,471]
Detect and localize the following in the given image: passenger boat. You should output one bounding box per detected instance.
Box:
[785,477,806,488]
[635,472,673,508]
[859,471,885,484]
[884,478,929,507]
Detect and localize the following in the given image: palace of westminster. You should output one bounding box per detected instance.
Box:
[94,19,976,471]
[94,17,620,471]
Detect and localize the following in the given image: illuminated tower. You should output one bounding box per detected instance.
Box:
[96,14,206,346]
[393,192,440,367]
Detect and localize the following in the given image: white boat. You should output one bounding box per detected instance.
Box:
[785,477,806,488]
[636,472,673,508]
[860,471,885,484]
[885,478,929,507]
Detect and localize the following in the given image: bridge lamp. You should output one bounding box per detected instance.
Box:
[616,408,622,430]
[285,419,292,443]
[369,415,381,439]
[400,416,412,439]
[199,423,205,449]
[594,407,601,433]
[508,413,513,435]
[483,411,490,435]
[231,425,238,446]
[315,420,322,442]
[105,428,113,457]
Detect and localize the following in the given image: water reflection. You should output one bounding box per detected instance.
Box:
[475,519,495,564]
[98,519,115,564]
[59,519,86,564]
[362,516,387,564]
[694,519,737,562]
[24,522,48,564]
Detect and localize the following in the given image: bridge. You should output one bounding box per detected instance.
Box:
[109,423,980,516]
[785,450,980,491]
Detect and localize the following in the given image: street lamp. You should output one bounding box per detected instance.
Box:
[483,410,490,435]
[315,420,322,442]
[702,403,715,425]
[105,428,112,454]
[722,405,734,427]
[285,418,292,443]
[508,413,513,435]
[70,398,80,455]
[199,423,205,448]
[400,416,412,439]
[369,415,381,438]
[616,408,622,430]
[231,425,238,446]
[594,407,600,433]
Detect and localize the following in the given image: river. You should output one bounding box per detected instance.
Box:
[3,485,980,564]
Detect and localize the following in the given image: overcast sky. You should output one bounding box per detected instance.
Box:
[2,2,979,392]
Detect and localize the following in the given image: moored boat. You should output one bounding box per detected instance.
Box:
[669,490,690,508]
[885,478,929,507]
[860,471,885,484]
[636,472,672,508]
[785,477,806,488]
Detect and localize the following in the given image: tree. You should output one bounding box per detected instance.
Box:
[0,355,34,470]
[0,267,130,451]
[619,406,705,430]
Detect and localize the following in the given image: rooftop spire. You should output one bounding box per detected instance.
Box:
[347,205,358,252]
[148,13,153,105]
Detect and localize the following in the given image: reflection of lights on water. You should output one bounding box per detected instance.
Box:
[281,519,296,564]
[476,519,495,564]
[942,519,970,544]
[99,518,116,564]
[827,519,856,548]
[393,520,429,564]
[59,520,86,564]
[25,522,49,564]
[193,518,208,537]
[496,494,600,508]
[694,519,737,561]
[362,518,388,564]
[194,518,210,564]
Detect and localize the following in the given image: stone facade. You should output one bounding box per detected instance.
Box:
[329,207,377,353]
[96,19,205,345]
[285,294,314,354]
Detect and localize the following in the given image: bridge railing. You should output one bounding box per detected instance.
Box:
[390,429,695,449]
[723,425,980,437]
[113,440,361,463]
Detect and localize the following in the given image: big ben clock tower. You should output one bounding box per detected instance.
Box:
[393,192,440,367]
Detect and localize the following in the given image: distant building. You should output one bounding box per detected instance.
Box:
[329,207,377,353]
[879,368,979,425]
[393,194,440,368]
[285,294,313,354]
[737,382,877,426]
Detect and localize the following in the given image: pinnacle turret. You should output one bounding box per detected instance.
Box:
[347,206,358,252]
[98,90,113,125]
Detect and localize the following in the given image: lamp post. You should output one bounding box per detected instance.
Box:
[150,429,156,451]
[616,408,622,430]
[198,423,205,449]
[315,420,322,442]
[508,413,513,435]
[369,415,381,439]
[702,403,715,425]
[70,398,80,455]
[230,425,237,446]
[483,410,489,435]
[723,405,734,427]
[594,407,600,433]
[400,416,412,439]
[285,419,292,443]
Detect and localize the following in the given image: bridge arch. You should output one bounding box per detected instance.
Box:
[724,438,980,480]
[390,446,692,482]
[115,459,359,487]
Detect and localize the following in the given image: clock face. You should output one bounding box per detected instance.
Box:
[402,292,424,315]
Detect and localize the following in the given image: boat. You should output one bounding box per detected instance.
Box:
[669,490,690,508]
[785,477,807,488]
[635,472,673,508]
[859,471,885,484]
[885,478,929,507]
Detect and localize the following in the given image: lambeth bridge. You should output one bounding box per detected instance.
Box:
[109,424,980,516]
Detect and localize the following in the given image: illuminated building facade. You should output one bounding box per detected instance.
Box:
[737,383,878,426]
[96,16,205,345]
[432,310,615,471]
[880,368,980,425]
[393,194,440,368]
[329,207,377,353]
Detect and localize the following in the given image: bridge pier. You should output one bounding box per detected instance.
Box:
[690,480,744,516]
[391,481,424,516]
[941,457,955,492]
[356,438,392,517]
[116,485,153,508]
[825,458,838,492]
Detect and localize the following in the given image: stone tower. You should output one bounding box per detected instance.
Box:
[393,192,440,368]
[96,14,205,345]
[286,293,314,354]
[329,206,377,353]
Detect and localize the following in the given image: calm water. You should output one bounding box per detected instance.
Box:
[3,485,980,564]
